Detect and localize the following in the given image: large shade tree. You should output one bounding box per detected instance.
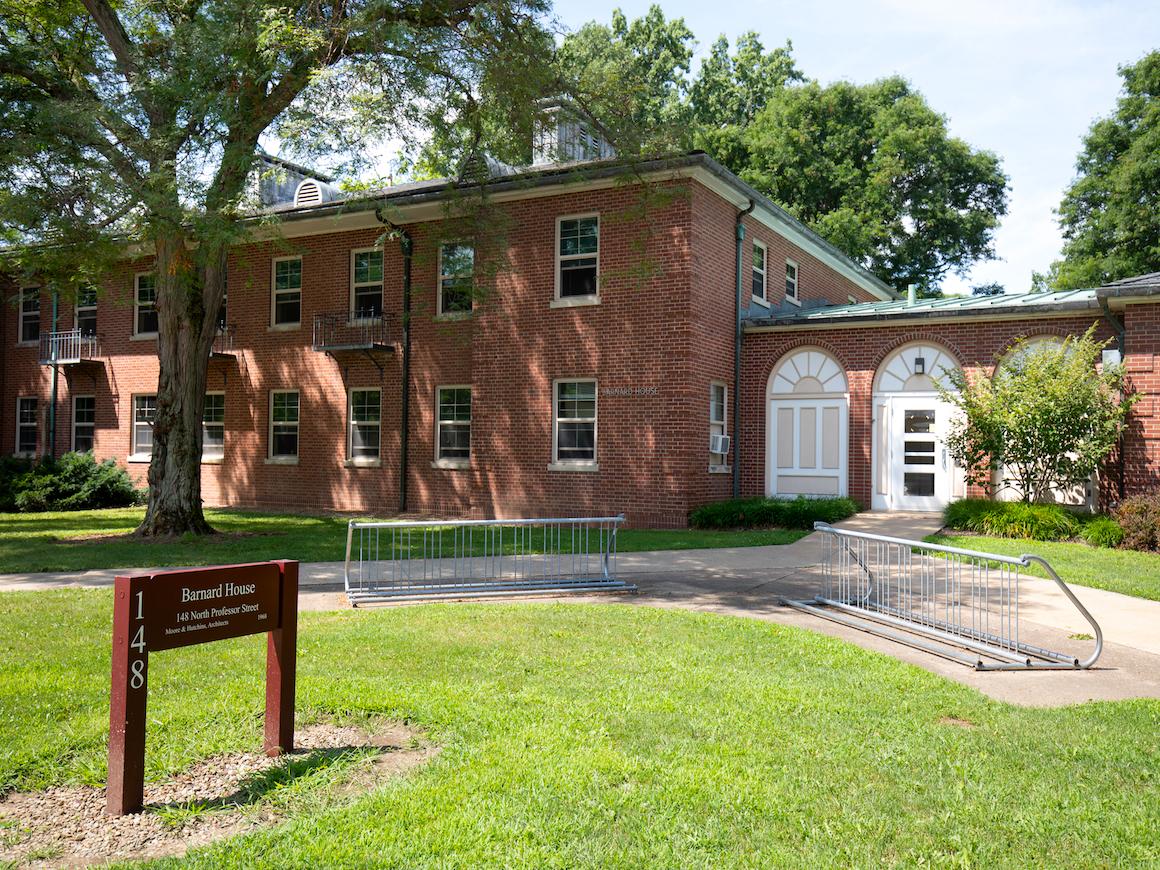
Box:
[0,0,553,536]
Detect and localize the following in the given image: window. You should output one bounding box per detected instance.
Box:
[134,274,157,336]
[269,391,299,459]
[132,395,156,457]
[710,382,728,466]
[752,242,767,301]
[73,396,95,453]
[203,393,224,460]
[348,388,381,461]
[351,249,383,320]
[76,286,97,336]
[557,215,599,299]
[271,257,302,326]
[19,288,39,343]
[785,259,799,302]
[15,398,37,456]
[553,380,597,465]
[436,387,471,463]
[438,243,474,315]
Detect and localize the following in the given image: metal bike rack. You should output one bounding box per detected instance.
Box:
[343,515,635,605]
[785,522,1103,670]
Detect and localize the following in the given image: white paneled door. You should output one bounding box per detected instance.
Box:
[767,398,847,498]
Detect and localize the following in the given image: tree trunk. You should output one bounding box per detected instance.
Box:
[134,230,226,537]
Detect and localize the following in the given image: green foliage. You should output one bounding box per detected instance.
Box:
[971,281,1005,296]
[3,453,140,513]
[689,496,859,530]
[689,32,802,129]
[1053,51,1160,289]
[1081,515,1125,549]
[942,499,1080,541]
[939,326,1136,502]
[1114,492,1160,552]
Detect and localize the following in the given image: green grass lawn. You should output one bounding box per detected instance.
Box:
[0,508,807,574]
[0,593,1155,867]
[927,533,1160,602]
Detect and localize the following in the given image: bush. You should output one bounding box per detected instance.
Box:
[689,496,859,530]
[4,453,140,513]
[1080,515,1125,548]
[942,498,1080,541]
[1114,493,1160,552]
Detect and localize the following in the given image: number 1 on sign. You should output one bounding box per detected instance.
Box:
[136,590,144,620]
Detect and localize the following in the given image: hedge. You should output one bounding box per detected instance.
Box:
[0,453,142,513]
[690,496,859,530]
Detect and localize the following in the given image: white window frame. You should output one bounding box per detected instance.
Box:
[18,287,40,345]
[710,381,729,471]
[785,258,800,305]
[346,387,381,466]
[133,273,158,338]
[553,214,600,307]
[76,286,98,336]
[267,389,300,463]
[434,385,472,468]
[130,394,156,461]
[752,241,768,304]
[72,394,95,454]
[270,256,303,329]
[202,392,225,463]
[349,248,384,323]
[550,378,598,470]
[437,243,474,318]
[15,397,37,457]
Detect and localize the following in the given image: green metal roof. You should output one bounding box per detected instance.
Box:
[744,289,1101,329]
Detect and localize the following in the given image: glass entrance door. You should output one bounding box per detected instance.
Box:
[890,398,951,510]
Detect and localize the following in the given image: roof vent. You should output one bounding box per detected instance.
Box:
[294,179,323,207]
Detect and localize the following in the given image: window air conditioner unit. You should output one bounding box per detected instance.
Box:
[709,434,731,455]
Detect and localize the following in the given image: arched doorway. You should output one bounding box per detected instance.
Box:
[766,348,848,498]
[872,342,962,511]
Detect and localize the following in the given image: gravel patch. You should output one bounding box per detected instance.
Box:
[0,722,435,868]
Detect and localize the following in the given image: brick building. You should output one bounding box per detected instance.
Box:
[4,141,1159,526]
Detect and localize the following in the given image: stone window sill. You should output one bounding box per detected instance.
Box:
[264,456,299,466]
[550,295,600,309]
[129,333,157,342]
[434,311,472,322]
[709,464,732,474]
[344,457,382,468]
[201,456,224,465]
[268,323,300,332]
[127,453,152,464]
[432,458,470,470]
[547,461,599,472]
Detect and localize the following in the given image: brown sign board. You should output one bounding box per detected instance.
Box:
[107,561,298,816]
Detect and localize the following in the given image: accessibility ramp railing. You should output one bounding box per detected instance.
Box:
[784,522,1103,670]
[343,515,636,605]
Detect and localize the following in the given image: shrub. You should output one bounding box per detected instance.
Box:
[1114,493,1160,552]
[689,496,859,530]
[1080,516,1125,548]
[0,455,35,511]
[942,498,1079,541]
[4,453,140,513]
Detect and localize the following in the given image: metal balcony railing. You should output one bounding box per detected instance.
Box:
[210,324,236,357]
[312,311,392,353]
[38,329,101,365]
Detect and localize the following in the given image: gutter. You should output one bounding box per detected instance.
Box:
[743,301,1104,332]
[733,199,755,500]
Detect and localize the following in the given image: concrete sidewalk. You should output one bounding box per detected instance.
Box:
[3,510,1159,707]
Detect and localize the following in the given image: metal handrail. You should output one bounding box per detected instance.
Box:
[312,310,391,350]
[38,328,101,364]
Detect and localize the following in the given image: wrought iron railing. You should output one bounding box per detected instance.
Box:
[312,311,391,352]
[38,329,101,365]
[211,324,236,356]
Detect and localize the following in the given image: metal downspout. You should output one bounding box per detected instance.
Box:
[49,290,59,459]
[375,209,413,515]
[733,199,755,500]
[1099,296,1128,501]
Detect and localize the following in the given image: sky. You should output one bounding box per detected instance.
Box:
[547,0,1160,295]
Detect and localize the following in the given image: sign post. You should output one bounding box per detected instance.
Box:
[107,560,298,816]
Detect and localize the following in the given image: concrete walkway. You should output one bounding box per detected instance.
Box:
[3,511,1159,707]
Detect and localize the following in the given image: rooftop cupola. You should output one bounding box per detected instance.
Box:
[532,99,616,167]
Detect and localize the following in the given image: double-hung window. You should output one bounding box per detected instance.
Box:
[203,393,225,460]
[351,249,383,320]
[271,257,302,327]
[710,383,728,467]
[135,274,157,336]
[752,242,767,302]
[436,387,471,464]
[15,398,37,456]
[269,391,299,459]
[19,288,39,343]
[73,396,95,453]
[785,259,799,303]
[553,380,597,465]
[557,216,599,300]
[438,243,474,315]
[132,395,156,457]
[76,286,98,336]
[348,388,381,461]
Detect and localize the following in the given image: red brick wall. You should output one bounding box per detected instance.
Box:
[1122,303,1160,497]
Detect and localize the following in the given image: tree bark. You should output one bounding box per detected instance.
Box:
[134,229,225,537]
